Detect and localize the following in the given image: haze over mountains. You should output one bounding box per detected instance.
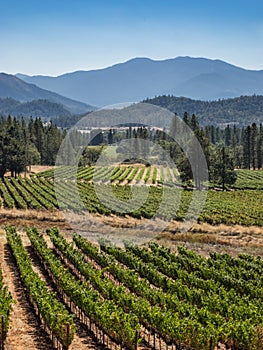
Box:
[0,73,94,114]
[17,56,263,107]
[1,56,263,126]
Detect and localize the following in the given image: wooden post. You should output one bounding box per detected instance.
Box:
[209,336,213,350]
[1,315,4,350]
[66,323,70,350]
[52,332,54,349]
[134,329,139,350]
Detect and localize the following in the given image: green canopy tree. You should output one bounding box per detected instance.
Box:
[209,147,237,190]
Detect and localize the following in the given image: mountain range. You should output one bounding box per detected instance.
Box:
[1,56,263,126]
[0,73,94,114]
[17,56,263,107]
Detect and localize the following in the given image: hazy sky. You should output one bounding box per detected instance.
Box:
[1,0,263,75]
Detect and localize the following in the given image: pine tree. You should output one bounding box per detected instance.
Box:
[251,123,257,170]
[257,124,263,169]
[209,147,237,190]
[242,126,251,169]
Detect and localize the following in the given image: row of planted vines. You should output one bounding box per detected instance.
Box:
[0,264,12,350]
[5,226,76,350]
[35,165,180,185]
[35,165,263,189]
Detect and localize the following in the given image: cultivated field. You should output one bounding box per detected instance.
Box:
[0,165,262,350]
[0,166,261,227]
[1,226,263,350]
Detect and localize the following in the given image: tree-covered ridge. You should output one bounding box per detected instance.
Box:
[143,95,263,126]
[0,98,93,127]
[0,98,71,120]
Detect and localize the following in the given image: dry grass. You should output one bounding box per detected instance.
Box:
[155,234,263,259]
[28,165,57,174]
[0,209,70,235]
[153,220,263,258]
[0,208,262,257]
[0,208,64,222]
[4,165,57,178]
[156,227,263,258]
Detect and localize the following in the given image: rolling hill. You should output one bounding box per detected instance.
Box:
[143,94,263,126]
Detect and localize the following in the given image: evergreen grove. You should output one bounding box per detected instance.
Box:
[0,116,64,178]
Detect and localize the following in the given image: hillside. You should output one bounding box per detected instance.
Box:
[17,56,263,106]
[144,94,263,126]
[0,98,72,120]
[1,94,262,127]
[0,73,94,114]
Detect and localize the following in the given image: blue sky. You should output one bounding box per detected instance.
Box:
[1,0,263,75]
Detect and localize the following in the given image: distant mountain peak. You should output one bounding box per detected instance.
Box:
[16,56,263,106]
[124,57,154,63]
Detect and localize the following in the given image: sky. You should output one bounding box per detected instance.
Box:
[1,0,263,76]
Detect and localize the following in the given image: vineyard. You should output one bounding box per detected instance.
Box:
[34,165,263,190]
[0,165,262,349]
[1,226,263,349]
[34,164,180,185]
[0,165,261,226]
[233,170,263,190]
[0,263,12,350]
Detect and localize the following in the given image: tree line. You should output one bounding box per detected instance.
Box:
[89,114,262,189]
[1,114,262,190]
[205,122,263,170]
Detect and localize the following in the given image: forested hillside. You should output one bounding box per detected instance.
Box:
[0,98,92,127]
[144,95,263,126]
[0,98,71,119]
